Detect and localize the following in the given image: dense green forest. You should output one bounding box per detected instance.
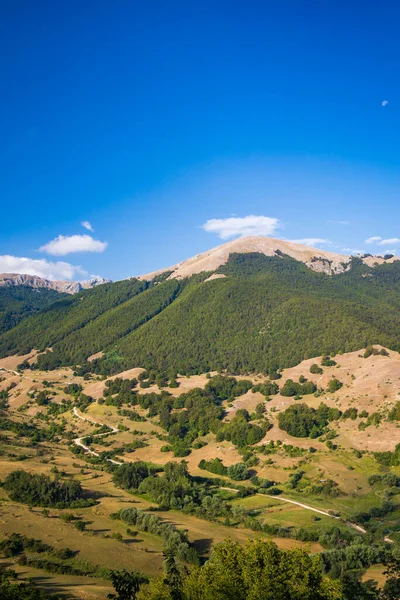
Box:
[1,254,400,375]
[0,286,64,332]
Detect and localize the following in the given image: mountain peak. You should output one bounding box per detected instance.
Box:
[138,236,397,280]
[0,273,111,294]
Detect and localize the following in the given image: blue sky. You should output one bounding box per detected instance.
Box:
[1,0,400,281]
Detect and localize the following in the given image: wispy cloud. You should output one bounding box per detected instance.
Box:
[382,100,389,107]
[202,215,280,239]
[365,236,383,244]
[327,220,350,226]
[381,249,396,256]
[289,238,331,247]
[0,255,86,281]
[341,248,364,255]
[365,236,400,246]
[40,234,108,256]
[81,220,94,232]
[378,238,400,246]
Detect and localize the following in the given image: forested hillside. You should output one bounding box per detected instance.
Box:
[0,286,65,332]
[1,254,400,375]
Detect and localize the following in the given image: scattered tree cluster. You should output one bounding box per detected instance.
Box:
[278,403,339,438]
[2,470,90,508]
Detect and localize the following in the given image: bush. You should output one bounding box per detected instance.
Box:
[321,356,337,367]
[280,379,316,397]
[252,382,279,396]
[198,458,228,476]
[227,463,250,481]
[326,378,343,393]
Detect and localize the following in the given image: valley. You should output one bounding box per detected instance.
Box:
[0,343,399,598]
[1,242,400,598]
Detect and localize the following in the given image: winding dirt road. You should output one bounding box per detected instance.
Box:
[72,406,122,466]
[71,406,395,544]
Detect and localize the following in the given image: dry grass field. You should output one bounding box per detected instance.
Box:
[1,347,400,597]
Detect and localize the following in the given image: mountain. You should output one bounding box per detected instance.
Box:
[0,273,111,294]
[0,237,400,376]
[0,285,66,332]
[137,236,397,279]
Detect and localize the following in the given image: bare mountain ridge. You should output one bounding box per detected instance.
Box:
[138,236,397,280]
[0,273,111,294]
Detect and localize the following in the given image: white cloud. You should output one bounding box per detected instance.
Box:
[0,255,86,281]
[378,238,400,245]
[40,234,108,256]
[382,100,389,107]
[341,248,364,255]
[327,220,350,226]
[381,249,396,256]
[81,220,94,232]
[202,215,280,239]
[365,236,382,244]
[289,238,331,247]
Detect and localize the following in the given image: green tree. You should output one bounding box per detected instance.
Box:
[112,462,150,490]
[327,379,343,393]
[108,570,147,600]
[176,539,342,600]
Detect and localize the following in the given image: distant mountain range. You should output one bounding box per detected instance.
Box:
[0,273,111,294]
[0,236,399,376]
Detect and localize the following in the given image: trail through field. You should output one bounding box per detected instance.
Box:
[0,367,36,381]
[72,406,122,466]
[263,495,394,543]
[71,407,394,543]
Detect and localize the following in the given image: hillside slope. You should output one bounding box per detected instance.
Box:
[1,250,400,376]
[0,285,65,332]
[138,235,397,279]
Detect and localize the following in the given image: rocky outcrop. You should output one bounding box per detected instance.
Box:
[0,273,111,294]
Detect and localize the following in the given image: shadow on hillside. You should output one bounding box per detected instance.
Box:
[191,538,213,554]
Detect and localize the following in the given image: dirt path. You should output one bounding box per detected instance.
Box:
[72,406,122,466]
[0,367,35,382]
[265,495,393,543]
[273,495,341,519]
[71,408,394,543]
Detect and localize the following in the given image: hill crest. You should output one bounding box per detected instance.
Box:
[0,273,111,294]
[137,236,397,279]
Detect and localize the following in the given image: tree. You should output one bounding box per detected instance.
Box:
[380,556,400,600]
[112,462,150,490]
[327,379,343,393]
[108,570,147,600]
[163,551,183,600]
[321,356,337,367]
[2,470,84,507]
[227,463,249,481]
[278,403,333,438]
[176,539,342,600]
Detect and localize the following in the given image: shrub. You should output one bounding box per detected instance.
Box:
[321,356,337,367]
[326,378,343,393]
[227,463,250,481]
[310,364,323,374]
